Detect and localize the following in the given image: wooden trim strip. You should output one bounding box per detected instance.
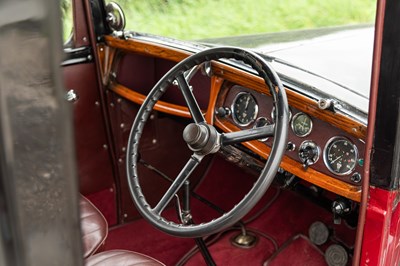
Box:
[105,35,192,62]
[215,118,361,202]
[205,76,224,124]
[110,83,193,118]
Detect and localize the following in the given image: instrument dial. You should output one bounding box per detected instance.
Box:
[232,92,258,126]
[324,137,358,176]
[271,106,292,123]
[291,112,313,137]
[253,117,272,142]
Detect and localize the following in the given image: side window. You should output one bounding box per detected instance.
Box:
[61,0,73,45]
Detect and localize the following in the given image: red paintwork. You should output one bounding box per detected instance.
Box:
[361,187,400,265]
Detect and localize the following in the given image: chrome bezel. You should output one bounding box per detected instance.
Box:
[298,140,320,166]
[253,117,271,142]
[231,92,258,127]
[291,112,313,137]
[323,136,359,176]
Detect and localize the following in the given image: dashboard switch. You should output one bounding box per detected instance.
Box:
[332,199,351,224]
[350,172,362,183]
[298,140,320,169]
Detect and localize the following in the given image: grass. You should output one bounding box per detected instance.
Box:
[117,0,376,40]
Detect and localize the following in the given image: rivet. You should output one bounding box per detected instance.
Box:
[95,101,100,106]
[120,123,125,128]
[87,55,93,61]
[109,188,114,192]
[117,98,122,103]
[118,158,123,163]
[103,144,108,149]
[83,37,88,42]
[123,213,128,218]
[150,114,155,120]
[152,139,157,144]
[309,185,319,193]
[100,47,104,52]
[110,103,115,107]
[122,147,126,152]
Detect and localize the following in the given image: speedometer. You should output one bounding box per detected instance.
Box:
[324,137,358,176]
[232,92,258,126]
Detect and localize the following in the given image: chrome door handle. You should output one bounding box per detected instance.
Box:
[65,89,79,103]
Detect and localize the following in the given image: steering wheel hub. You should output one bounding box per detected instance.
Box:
[183,123,220,155]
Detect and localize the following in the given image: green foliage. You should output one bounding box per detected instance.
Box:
[61,0,73,42]
[116,0,376,40]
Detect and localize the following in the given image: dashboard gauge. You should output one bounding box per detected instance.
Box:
[324,137,358,176]
[253,117,272,142]
[232,92,258,126]
[271,106,292,123]
[291,112,313,137]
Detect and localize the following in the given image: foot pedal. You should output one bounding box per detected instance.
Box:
[325,244,348,266]
[308,221,329,245]
[231,232,258,249]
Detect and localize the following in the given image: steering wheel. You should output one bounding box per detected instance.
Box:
[127,47,289,238]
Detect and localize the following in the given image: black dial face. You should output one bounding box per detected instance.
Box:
[291,112,313,137]
[324,137,358,176]
[232,92,258,126]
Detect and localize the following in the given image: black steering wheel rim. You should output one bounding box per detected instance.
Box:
[127,47,289,238]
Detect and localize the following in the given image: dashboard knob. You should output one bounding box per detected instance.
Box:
[286,142,296,151]
[332,199,351,225]
[216,107,231,118]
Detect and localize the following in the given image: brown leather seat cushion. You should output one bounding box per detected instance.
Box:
[85,250,165,266]
[80,196,108,258]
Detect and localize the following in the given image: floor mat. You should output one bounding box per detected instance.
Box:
[264,235,326,266]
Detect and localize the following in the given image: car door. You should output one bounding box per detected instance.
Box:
[61,0,117,224]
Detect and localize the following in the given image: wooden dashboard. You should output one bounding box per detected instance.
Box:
[100,35,366,202]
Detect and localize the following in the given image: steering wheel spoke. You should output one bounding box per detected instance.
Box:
[221,124,275,146]
[176,74,205,124]
[153,153,204,215]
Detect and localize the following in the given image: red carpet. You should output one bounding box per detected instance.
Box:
[265,235,326,266]
[183,229,277,265]
[102,156,355,265]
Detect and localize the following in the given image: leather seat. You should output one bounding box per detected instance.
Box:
[80,196,164,265]
[80,196,108,258]
[85,250,165,266]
